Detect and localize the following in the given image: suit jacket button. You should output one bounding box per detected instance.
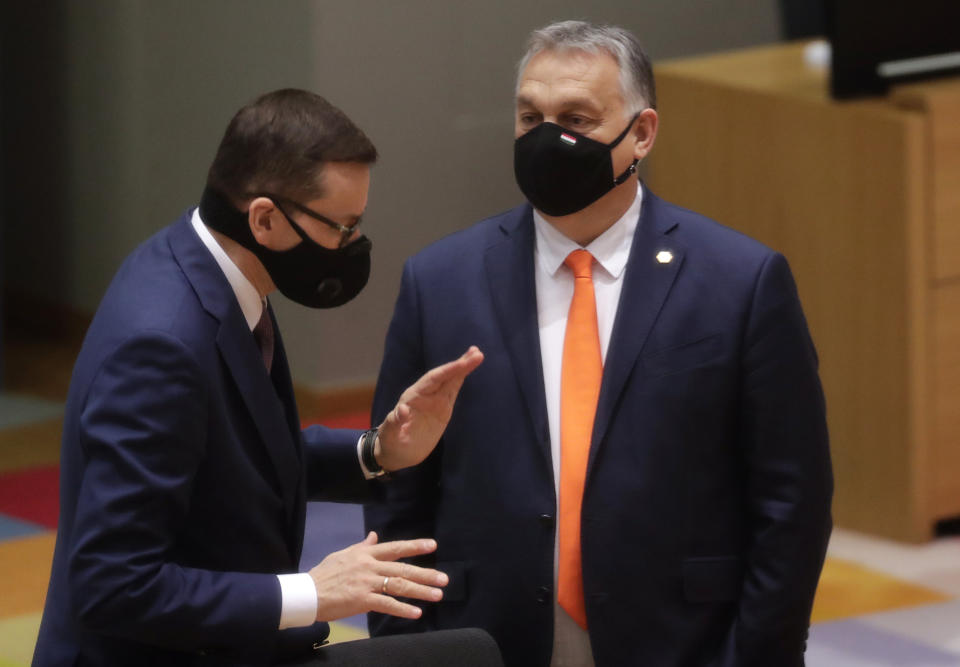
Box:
[537,586,551,603]
[538,514,554,528]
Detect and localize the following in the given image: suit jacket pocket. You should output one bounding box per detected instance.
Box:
[436,561,470,603]
[682,556,743,603]
[642,333,722,378]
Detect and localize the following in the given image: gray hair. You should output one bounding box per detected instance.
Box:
[515,20,657,115]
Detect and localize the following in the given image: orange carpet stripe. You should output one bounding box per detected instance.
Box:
[0,533,55,618]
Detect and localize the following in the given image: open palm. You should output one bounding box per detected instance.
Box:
[375,346,483,472]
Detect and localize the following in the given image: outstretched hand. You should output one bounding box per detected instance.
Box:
[309,531,447,622]
[375,346,483,472]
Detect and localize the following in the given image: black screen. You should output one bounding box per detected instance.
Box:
[828,1,960,98]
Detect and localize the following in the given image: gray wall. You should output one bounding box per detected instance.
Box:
[5,0,781,390]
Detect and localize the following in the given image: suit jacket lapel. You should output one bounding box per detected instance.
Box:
[268,302,304,457]
[484,206,553,473]
[267,303,310,560]
[215,318,301,520]
[168,215,301,523]
[589,189,685,475]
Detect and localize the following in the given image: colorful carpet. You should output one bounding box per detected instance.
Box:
[1,394,959,665]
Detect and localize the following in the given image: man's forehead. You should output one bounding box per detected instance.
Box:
[520,48,617,80]
[516,48,622,109]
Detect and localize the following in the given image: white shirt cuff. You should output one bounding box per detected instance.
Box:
[357,433,378,479]
[277,572,318,629]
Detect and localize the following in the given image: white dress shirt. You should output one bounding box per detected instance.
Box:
[191,209,318,630]
[533,183,643,667]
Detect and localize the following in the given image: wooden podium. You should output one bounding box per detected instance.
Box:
[647,42,960,542]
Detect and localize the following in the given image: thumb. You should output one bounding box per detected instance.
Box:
[364,531,379,546]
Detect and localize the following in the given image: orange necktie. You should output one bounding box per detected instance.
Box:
[558,249,603,630]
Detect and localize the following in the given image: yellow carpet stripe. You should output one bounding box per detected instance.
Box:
[811,557,952,623]
[0,611,42,667]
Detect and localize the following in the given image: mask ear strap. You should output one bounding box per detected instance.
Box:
[607,114,640,149]
[613,159,639,186]
[271,201,314,244]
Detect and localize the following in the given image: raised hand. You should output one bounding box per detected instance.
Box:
[374,346,483,472]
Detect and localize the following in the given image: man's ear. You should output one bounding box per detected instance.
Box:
[632,108,659,161]
[247,197,277,246]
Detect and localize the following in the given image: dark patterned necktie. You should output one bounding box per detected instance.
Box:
[252,306,274,374]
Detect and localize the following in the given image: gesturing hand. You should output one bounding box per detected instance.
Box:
[308,531,448,622]
[375,346,483,472]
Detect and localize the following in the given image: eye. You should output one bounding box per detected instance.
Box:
[518,112,541,127]
[566,115,592,129]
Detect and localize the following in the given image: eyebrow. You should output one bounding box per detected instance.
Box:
[516,94,537,108]
[516,94,604,115]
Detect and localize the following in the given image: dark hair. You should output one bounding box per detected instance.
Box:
[206,88,378,205]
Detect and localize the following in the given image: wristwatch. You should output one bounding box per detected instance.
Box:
[360,428,387,478]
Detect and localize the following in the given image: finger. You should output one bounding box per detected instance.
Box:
[459,345,483,367]
[369,538,438,561]
[368,594,424,619]
[340,532,378,554]
[414,348,484,395]
[384,578,444,602]
[446,346,484,378]
[393,403,411,425]
[378,561,449,587]
[380,404,408,435]
[433,348,484,399]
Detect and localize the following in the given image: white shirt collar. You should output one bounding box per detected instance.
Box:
[533,181,643,279]
[190,207,265,331]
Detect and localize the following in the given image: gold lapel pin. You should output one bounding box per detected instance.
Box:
[656,250,673,264]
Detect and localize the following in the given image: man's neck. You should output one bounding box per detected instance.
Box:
[208,228,274,299]
[540,179,637,246]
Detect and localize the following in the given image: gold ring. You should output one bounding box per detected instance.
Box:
[381,576,390,595]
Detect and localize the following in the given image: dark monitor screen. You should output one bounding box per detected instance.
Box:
[828,1,960,99]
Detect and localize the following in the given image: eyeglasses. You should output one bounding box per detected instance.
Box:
[259,193,362,249]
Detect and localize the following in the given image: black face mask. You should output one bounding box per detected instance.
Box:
[514,117,639,217]
[198,187,371,309]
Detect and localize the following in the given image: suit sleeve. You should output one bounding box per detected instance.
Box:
[301,424,369,503]
[68,331,284,663]
[719,253,833,667]
[363,259,443,637]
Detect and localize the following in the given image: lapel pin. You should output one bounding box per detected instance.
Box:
[656,250,673,264]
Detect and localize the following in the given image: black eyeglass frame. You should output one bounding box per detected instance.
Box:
[256,192,362,249]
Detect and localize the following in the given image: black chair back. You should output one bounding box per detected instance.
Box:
[307,628,504,667]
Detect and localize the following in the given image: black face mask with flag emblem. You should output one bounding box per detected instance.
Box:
[513,117,639,217]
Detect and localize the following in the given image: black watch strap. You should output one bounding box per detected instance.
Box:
[361,428,385,476]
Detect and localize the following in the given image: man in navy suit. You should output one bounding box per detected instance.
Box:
[365,21,833,667]
[33,89,483,666]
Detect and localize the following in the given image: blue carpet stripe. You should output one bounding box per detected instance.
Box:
[808,617,960,665]
[0,513,47,541]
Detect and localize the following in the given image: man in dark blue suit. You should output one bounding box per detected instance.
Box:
[365,21,833,667]
[33,89,483,666]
